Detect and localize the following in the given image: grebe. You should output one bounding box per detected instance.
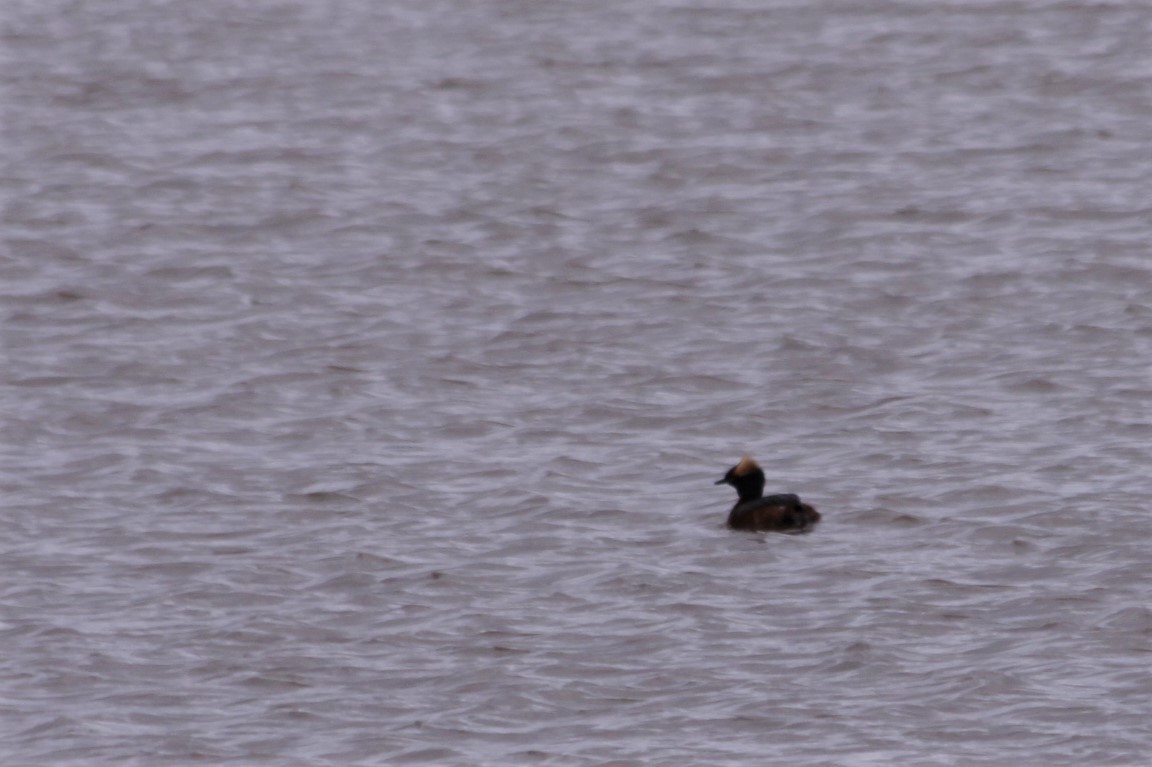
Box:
[715,456,820,532]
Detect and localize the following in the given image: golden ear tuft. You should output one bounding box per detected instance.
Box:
[732,455,760,476]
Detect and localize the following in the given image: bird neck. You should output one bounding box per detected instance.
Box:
[734,471,765,501]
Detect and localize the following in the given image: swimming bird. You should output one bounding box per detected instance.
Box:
[715,456,821,532]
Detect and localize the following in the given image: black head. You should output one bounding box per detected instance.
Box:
[715,456,766,501]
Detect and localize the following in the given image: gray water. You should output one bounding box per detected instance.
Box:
[3,1,1151,765]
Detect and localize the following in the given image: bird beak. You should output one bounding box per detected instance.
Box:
[714,477,728,485]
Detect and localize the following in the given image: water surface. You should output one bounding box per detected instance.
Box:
[3,1,1151,764]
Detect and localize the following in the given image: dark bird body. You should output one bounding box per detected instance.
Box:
[715,456,821,532]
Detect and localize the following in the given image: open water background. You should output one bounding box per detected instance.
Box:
[3,1,1151,764]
